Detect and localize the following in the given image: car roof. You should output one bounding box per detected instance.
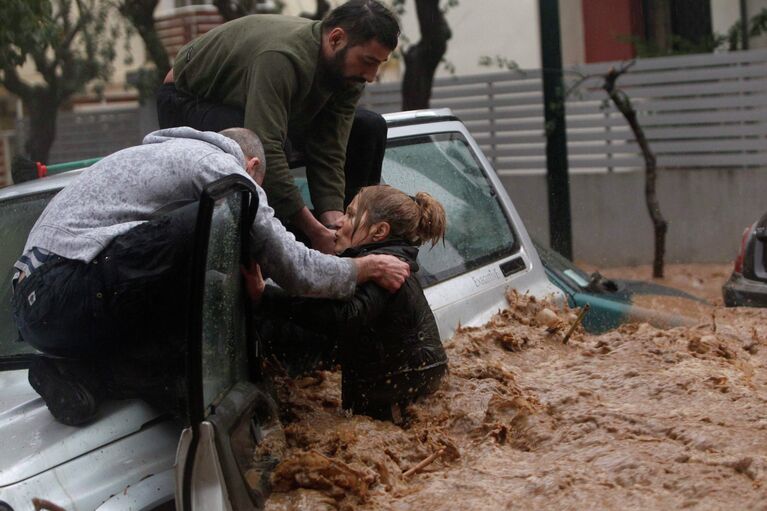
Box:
[0,170,81,200]
[0,111,458,199]
[383,108,458,128]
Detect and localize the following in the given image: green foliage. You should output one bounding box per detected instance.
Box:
[122,22,136,67]
[627,7,767,56]
[478,55,524,75]
[625,33,725,58]
[726,8,767,50]
[1,0,119,161]
[748,8,767,38]
[112,0,172,102]
[390,0,460,19]
[0,0,118,101]
[0,0,54,68]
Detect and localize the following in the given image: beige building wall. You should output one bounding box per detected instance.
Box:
[396,0,542,78]
[559,0,586,67]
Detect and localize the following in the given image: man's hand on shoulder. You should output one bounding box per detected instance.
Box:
[354,254,410,293]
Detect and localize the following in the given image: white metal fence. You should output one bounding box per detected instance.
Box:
[360,48,767,175]
[14,49,767,175]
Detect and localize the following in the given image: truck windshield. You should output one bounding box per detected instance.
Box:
[383,132,517,285]
[0,192,56,359]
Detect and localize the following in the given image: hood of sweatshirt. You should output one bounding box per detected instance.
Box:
[143,127,246,168]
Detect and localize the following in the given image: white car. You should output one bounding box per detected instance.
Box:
[0,109,560,510]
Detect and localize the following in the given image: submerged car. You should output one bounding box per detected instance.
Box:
[723,211,767,307]
[0,110,561,510]
[534,241,705,333]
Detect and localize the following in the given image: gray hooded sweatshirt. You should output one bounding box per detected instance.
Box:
[21,127,356,299]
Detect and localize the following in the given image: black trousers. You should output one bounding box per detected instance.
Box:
[156,83,386,208]
[12,204,198,360]
[255,313,447,421]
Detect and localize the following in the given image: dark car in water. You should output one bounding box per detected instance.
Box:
[534,241,705,333]
[723,211,767,307]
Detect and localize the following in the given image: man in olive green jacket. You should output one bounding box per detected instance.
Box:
[157,0,400,254]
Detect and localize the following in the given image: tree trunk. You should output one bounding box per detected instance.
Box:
[119,0,170,85]
[24,90,60,164]
[603,67,668,278]
[401,0,451,111]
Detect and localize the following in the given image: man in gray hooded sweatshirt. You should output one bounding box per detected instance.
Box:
[11,127,409,425]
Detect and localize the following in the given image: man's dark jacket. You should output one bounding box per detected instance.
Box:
[173,15,363,220]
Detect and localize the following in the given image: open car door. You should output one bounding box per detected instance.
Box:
[175,175,285,511]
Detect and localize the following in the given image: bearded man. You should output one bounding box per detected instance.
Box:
[157,0,400,254]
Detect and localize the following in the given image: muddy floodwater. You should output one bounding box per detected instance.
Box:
[262,264,767,510]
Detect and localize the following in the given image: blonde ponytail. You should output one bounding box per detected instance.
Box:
[413,192,446,247]
[352,185,447,247]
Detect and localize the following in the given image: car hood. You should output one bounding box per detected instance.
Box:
[617,279,707,302]
[0,368,167,486]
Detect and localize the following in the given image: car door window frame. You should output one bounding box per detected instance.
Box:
[181,174,258,510]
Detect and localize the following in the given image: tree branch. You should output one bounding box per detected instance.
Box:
[602,63,667,278]
[0,64,33,100]
[118,0,171,84]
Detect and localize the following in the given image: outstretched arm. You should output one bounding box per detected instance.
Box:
[261,281,392,336]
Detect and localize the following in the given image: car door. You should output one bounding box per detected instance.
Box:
[175,175,284,511]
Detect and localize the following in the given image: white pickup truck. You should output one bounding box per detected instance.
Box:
[0,109,560,511]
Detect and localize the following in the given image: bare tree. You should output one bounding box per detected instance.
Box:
[601,62,667,278]
[563,61,668,277]
[482,54,668,276]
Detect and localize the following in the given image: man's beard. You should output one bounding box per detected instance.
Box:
[321,47,365,90]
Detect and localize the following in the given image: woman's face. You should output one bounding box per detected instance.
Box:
[334,198,374,254]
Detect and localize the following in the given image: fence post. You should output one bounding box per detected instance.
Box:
[488,78,497,168]
[539,0,573,259]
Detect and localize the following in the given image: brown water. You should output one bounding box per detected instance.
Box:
[262,264,767,510]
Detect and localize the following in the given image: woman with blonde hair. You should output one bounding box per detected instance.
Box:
[250,184,448,421]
